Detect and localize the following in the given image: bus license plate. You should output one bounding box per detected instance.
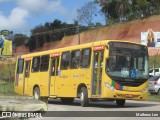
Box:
[126,94,133,98]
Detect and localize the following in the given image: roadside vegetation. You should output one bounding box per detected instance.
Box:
[0,82,15,95]
[149,55,160,68]
[147,94,160,102]
[0,57,16,96]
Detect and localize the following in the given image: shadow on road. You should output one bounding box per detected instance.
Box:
[48,98,159,108]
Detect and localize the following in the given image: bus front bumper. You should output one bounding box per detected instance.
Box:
[103,84,148,100]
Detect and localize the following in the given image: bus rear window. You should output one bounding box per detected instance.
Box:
[17,59,24,74]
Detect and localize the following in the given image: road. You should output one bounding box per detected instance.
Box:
[31,98,160,120]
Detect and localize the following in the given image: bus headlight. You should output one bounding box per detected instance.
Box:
[104,82,115,91]
[141,87,148,93]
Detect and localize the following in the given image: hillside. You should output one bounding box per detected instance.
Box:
[14,15,160,56]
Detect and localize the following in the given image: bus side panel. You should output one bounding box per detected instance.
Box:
[14,58,24,95]
[40,71,49,96]
[57,69,75,97]
[16,73,24,95]
[27,72,49,97]
[27,73,40,96]
[14,59,19,94]
[71,68,91,98]
[57,68,91,98]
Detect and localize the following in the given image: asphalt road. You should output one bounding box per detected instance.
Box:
[31,98,160,120]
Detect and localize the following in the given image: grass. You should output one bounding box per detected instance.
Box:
[147,94,160,102]
[149,55,160,68]
[0,82,16,96]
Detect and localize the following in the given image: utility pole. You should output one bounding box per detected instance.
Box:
[77,26,80,45]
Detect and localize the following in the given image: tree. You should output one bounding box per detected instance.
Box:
[27,19,81,51]
[116,0,131,21]
[13,34,28,47]
[95,0,119,24]
[95,0,160,23]
[136,0,149,17]
[77,2,98,26]
[148,0,160,15]
[50,19,62,29]
[95,22,102,27]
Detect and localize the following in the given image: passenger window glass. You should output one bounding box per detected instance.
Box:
[17,59,24,74]
[61,51,70,70]
[51,58,59,76]
[138,57,143,70]
[71,50,80,69]
[25,62,30,77]
[155,69,159,72]
[40,55,49,71]
[32,56,40,72]
[80,48,91,68]
[149,69,153,73]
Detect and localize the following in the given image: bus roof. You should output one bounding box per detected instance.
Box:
[20,40,145,58]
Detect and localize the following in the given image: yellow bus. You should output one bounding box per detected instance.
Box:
[14,40,149,107]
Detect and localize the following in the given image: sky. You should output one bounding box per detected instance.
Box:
[0,0,104,35]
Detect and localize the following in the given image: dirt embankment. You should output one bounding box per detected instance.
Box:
[14,15,160,56]
[13,45,29,56]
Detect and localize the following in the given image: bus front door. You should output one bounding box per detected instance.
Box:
[23,60,31,95]
[50,57,59,96]
[92,51,104,96]
[15,58,24,95]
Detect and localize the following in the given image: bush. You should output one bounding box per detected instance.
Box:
[149,55,160,69]
[0,58,16,82]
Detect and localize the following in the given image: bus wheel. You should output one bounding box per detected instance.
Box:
[61,98,74,104]
[80,87,89,107]
[116,99,125,107]
[33,87,40,100]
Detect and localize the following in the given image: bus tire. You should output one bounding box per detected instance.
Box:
[61,98,74,104]
[116,99,125,107]
[33,87,40,100]
[80,87,89,107]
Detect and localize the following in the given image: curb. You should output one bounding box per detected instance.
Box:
[0,96,48,111]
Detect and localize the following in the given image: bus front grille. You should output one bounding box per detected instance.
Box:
[115,81,143,87]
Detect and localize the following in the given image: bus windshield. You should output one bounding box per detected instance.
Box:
[106,43,148,80]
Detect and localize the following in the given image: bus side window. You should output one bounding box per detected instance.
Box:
[32,56,40,72]
[17,59,24,74]
[56,58,59,75]
[40,55,49,72]
[25,62,30,77]
[71,50,80,69]
[61,51,70,70]
[51,58,59,76]
[51,59,56,76]
[80,48,91,68]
